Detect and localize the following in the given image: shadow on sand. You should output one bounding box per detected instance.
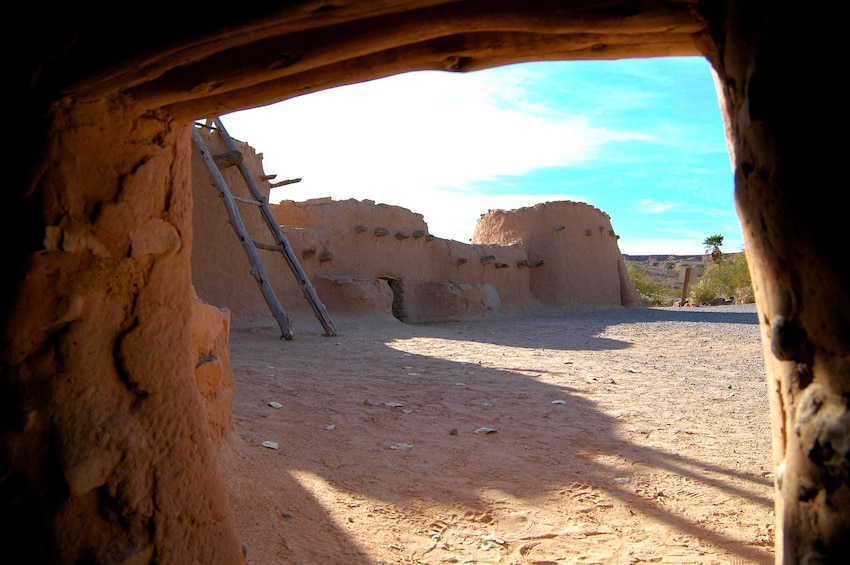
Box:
[224,304,772,564]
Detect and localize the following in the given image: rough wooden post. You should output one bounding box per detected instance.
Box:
[706,4,849,561]
[679,266,693,306]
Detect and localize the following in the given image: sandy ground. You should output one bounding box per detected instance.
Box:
[221,304,775,565]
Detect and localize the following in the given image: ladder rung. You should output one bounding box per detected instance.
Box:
[254,241,284,252]
[212,150,243,170]
[232,194,263,206]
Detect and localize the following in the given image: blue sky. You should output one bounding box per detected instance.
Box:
[222,56,741,256]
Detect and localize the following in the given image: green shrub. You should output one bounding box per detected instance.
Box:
[628,265,674,306]
[690,278,718,306]
[688,252,753,305]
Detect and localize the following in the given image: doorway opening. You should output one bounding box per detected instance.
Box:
[378,276,406,322]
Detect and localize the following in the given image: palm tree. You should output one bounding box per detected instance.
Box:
[703,234,724,264]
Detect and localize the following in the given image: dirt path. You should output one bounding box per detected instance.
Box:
[221,305,775,564]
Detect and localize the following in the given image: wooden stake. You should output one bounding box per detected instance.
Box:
[680,266,693,306]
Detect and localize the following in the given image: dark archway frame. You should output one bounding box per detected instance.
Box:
[5,2,846,563]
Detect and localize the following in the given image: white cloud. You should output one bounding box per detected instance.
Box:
[217,61,737,253]
[222,68,646,242]
[637,199,676,214]
[617,237,709,257]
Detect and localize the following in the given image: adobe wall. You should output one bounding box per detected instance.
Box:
[473,202,641,307]
[191,128,640,325]
[2,104,246,563]
[272,198,534,322]
[192,291,235,442]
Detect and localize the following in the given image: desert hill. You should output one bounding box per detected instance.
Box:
[622,254,711,287]
[623,252,749,284]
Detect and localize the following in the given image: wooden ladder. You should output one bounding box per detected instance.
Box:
[192,117,337,339]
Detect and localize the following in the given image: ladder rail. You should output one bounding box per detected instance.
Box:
[211,117,338,337]
[192,126,295,340]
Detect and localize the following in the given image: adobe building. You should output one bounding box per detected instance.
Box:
[191,126,641,327]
